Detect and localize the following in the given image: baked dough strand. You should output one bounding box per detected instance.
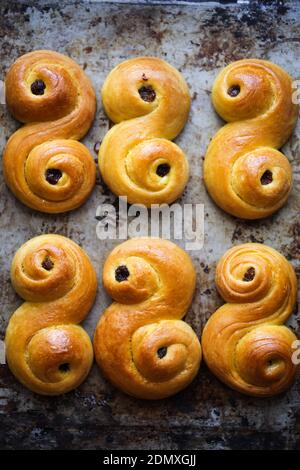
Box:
[94,238,201,399]
[202,243,298,396]
[204,59,298,219]
[99,57,191,206]
[4,50,96,213]
[5,235,97,395]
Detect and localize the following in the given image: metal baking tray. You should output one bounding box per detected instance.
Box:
[0,0,299,450]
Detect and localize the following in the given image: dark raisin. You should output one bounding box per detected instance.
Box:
[260,170,273,185]
[115,265,130,282]
[157,347,167,359]
[138,86,156,102]
[42,256,54,271]
[94,141,101,154]
[59,363,70,373]
[142,73,148,81]
[31,79,46,95]
[156,163,170,177]
[243,267,255,282]
[45,168,62,185]
[227,85,240,97]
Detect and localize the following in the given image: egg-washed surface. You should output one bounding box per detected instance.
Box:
[0,0,300,451]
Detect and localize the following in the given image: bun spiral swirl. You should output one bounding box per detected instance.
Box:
[5,235,97,395]
[99,57,190,206]
[204,59,298,219]
[4,50,96,213]
[202,243,298,396]
[94,238,201,399]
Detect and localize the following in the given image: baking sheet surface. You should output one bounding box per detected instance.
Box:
[0,0,300,450]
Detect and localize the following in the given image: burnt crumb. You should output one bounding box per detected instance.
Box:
[84,46,93,53]
[261,169,273,185]
[81,394,98,411]
[138,86,156,102]
[157,347,167,359]
[200,263,210,275]
[90,16,102,27]
[45,168,62,185]
[203,288,211,295]
[250,234,264,244]
[59,363,70,373]
[94,141,101,154]
[227,85,240,97]
[156,163,170,177]
[115,265,130,282]
[243,267,255,282]
[142,73,148,81]
[150,29,164,44]
[42,256,54,271]
[30,79,46,95]
[232,227,243,242]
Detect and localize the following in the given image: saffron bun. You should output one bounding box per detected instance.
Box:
[202,243,298,396]
[204,59,298,219]
[4,50,96,213]
[94,238,201,399]
[5,235,97,395]
[99,57,190,206]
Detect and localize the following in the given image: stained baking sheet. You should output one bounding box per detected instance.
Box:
[0,0,300,450]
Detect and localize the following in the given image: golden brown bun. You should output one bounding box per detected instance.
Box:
[202,243,298,396]
[99,57,190,206]
[5,235,97,395]
[94,238,201,399]
[204,59,298,219]
[4,50,96,213]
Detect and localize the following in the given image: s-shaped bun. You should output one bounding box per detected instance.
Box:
[204,59,298,219]
[5,235,97,395]
[94,238,201,399]
[4,50,96,213]
[99,57,190,206]
[202,243,298,396]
